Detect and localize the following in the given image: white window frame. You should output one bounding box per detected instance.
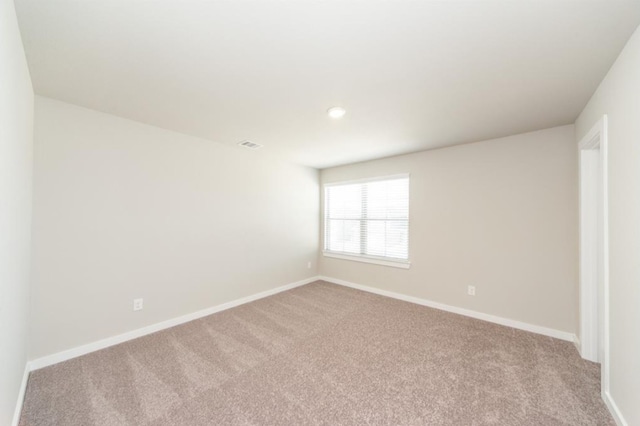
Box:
[323,174,410,269]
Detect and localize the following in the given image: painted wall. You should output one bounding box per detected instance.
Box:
[320,125,578,334]
[0,0,34,423]
[575,25,640,426]
[30,97,318,359]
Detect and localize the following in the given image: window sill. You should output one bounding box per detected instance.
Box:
[322,251,411,269]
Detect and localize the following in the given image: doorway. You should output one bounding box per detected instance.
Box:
[578,115,609,396]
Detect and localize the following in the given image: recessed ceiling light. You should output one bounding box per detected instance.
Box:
[327,106,346,119]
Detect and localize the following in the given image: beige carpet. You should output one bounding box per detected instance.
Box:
[20,281,613,425]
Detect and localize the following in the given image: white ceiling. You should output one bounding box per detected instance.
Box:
[15,0,640,169]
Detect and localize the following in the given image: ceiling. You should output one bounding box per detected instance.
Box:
[15,0,640,169]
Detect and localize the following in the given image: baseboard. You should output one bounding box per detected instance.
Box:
[573,335,582,355]
[12,362,31,426]
[603,390,627,426]
[29,276,320,371]
[319,275,575,342]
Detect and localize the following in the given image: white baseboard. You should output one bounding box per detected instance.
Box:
[12,362,31,426]
[573,335,582,355]
[27,274,576,365]
[29,276,319,371]
[603,390,627,426]
[319,275,575,342]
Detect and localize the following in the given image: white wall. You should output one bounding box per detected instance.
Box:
[320,125,578,334]
[30,97,318,359]
[0,0,34,424]
[576,25,640,425]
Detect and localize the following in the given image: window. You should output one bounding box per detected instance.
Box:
[323,174,409,268]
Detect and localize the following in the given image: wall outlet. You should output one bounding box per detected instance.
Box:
[467,285,476,296]
[307,261,312,269]
[133,298,143,311]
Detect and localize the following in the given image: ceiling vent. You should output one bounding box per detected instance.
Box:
[238,140,263,150]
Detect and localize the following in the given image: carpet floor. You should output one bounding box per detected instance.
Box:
[20,281,613,425]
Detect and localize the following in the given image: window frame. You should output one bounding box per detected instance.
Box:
[323,173,410,269]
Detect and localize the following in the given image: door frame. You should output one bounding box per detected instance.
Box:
[578,115,609,396]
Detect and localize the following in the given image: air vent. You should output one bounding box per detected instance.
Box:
[238,140,263,150]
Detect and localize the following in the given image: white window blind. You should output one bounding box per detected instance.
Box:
[324,175,409,262]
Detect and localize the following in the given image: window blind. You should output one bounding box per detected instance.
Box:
[324,175,409,261]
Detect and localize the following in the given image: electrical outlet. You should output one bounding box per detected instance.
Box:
[133,298,143,311]
[467,286,476,296]
[307,261,312,269]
